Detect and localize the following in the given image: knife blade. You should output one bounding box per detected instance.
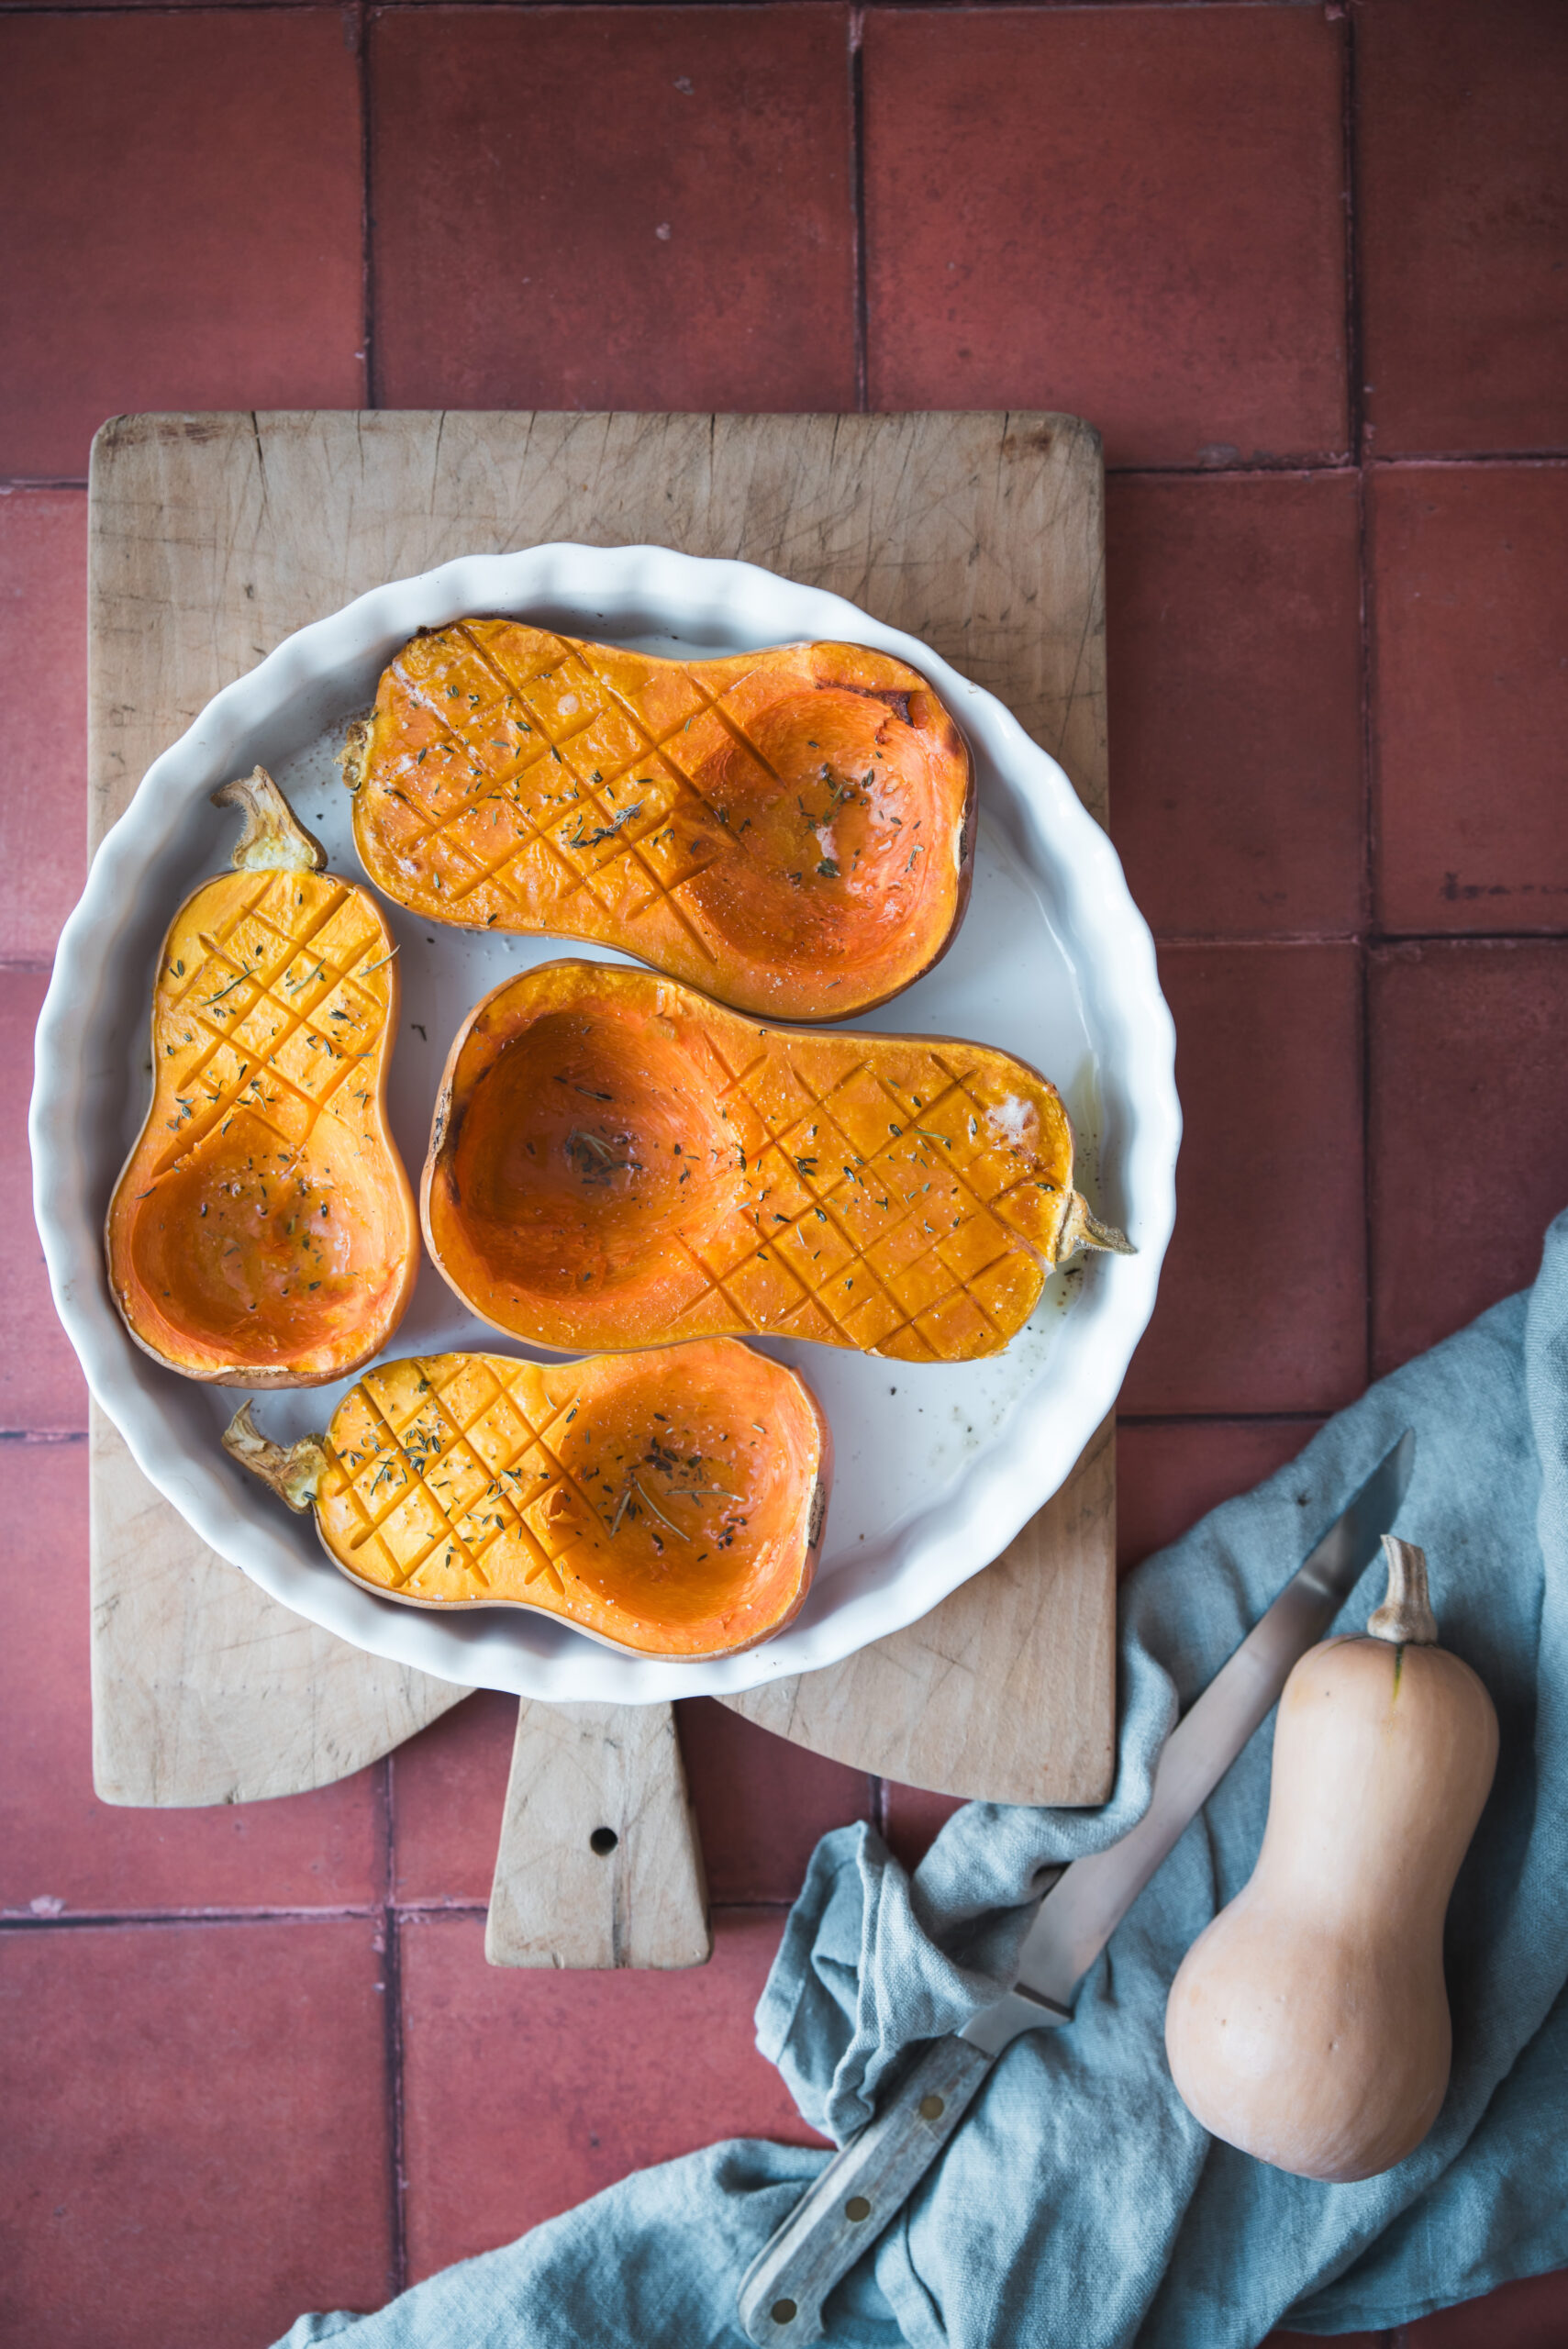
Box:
[737,1429,1416,2346]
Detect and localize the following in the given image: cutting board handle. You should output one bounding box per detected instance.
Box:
[485,1699,710,1969]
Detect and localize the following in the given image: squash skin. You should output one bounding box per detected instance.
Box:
[106,782,417,1387]
[342,622,975,1022]
[228,1339,831,1661]
[1164,1627,1498,2183]
[420,959,1128,1364]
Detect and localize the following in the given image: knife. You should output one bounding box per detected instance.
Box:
[738,1428,1417,2345]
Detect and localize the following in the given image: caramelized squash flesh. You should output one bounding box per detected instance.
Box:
[225,1339,830,1660]
[423,961,1130,1364]
[106,771,417,1387]
[343,624,975,1020]
[442,1003,739,1303]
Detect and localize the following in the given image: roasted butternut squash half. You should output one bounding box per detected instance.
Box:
[106,770,417,1387]
[341,622,974,1021]
[224,1338,830,1660]
[421,960,1130,1364]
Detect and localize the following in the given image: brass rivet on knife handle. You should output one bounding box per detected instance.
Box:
[738,2036,992,2344]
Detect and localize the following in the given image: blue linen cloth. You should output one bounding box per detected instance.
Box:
[277,1210,1568,2348]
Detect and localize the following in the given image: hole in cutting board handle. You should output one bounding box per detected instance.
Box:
[589,1826,619,1856]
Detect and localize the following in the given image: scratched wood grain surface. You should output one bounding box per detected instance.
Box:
[86,410,1115,1965]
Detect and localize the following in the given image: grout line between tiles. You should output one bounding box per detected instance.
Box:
[357,0,377,413]
[0,1898,798,1930]
[378,1756,410,2300]
[1343,0,1376,1398]
[849,6,869,414]
[384,1900,491,1919]
[1151,931,1360,948]
[1118,1411,1327,1429]
[1103,450,1568,477]
[1339,0,1363,476]
[0,1905,389,1930]
[1148,930,1568,949]
[0,0,1394,13]
[1371,931,1568,947]
[1357,930,1375,1383]
[1355,449,1568,471]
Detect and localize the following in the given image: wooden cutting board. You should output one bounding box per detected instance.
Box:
[86,410,1117,1965]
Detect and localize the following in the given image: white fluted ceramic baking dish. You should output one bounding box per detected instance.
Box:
[30,545,1178,1702]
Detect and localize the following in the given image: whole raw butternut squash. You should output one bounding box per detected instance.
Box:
[106,770,417,1387]
[1164,1535,1497,2183]
[341,622,974,1022]
[223,1338,830,1660]
[420,959,1131,1364]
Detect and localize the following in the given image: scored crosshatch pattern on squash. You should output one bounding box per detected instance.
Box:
[346,618,963,1019]
[321,1353,778,1610]
[329,1356,594,1599]
[149,873,395,1179]
[365,623,729,957]
[671,1029,1063,1363]
[106,838,418,1388]
[428,962,1106,1366]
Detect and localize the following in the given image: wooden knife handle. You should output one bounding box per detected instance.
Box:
[737,2036,994,2345]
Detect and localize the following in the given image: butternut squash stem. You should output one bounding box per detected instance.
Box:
[1058,1191,1135,1262]
[222,1401,328,1514]
[338,718,370,795]
[1367,1533,1440,1646]
[212,768,328,874]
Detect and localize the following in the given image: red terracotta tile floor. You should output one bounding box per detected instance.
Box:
[1120,941,1368,1418]
[1105,472,1364,941]
[1357,0,1568,458]
[1371,462,1568,936]
[2,968,89,1436]
[0,490,86,959]
[0,11,365,482]
[5,4,1566,2343]
[371,6,858,417]
[399,1908,825,2281]
[863,5,1349,467]
[1369,941,1568,1374]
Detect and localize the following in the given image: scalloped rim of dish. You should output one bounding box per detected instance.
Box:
[29,544,1179,1703]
